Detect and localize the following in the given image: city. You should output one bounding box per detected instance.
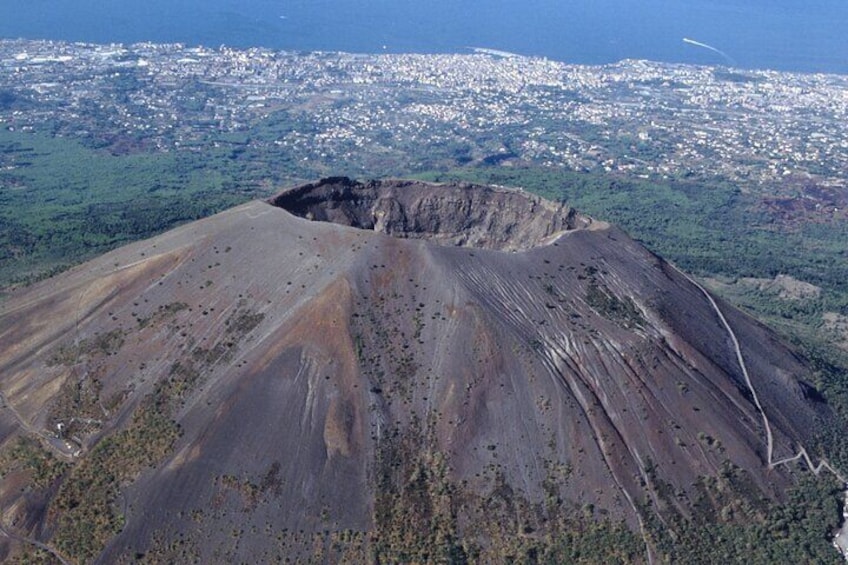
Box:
[2,38,847,199]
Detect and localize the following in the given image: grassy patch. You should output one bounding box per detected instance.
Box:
[47,328,126,367]
[0,436,68,489]
[584,276,645,330]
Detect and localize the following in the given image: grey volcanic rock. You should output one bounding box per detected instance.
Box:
[270,177,593,251]
[0,178,836,563]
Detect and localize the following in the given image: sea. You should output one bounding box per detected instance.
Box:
[1,0,847,74]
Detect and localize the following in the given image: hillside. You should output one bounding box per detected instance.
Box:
[0,178,844,563]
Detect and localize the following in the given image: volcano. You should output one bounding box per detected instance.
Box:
[0,177,840,563]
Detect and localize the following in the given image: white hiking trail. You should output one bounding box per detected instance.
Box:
[677,264,845,480]
[675,264,848,558]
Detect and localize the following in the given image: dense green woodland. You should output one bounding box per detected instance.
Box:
[0,129,289,287]
[2,128,848,562]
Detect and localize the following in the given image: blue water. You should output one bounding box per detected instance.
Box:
[1,0,846,73]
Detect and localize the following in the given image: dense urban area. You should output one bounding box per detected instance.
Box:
[2,38,848,197]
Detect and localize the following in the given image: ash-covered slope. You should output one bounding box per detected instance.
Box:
[0,178,838,563]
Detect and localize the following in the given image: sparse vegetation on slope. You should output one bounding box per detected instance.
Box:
[371,419,645,564]
[2,177,846,563]
[0,436,68,489]
[644,469,843,564]
[51,393,180,563]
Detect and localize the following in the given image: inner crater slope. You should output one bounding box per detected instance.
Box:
[268,176,595,250]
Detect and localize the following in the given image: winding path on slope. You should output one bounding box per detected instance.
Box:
[674,265,848,561]
[677,264,846,482]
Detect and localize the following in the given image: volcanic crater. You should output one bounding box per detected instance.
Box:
[269,176,596,251]
[0,177,840,563]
